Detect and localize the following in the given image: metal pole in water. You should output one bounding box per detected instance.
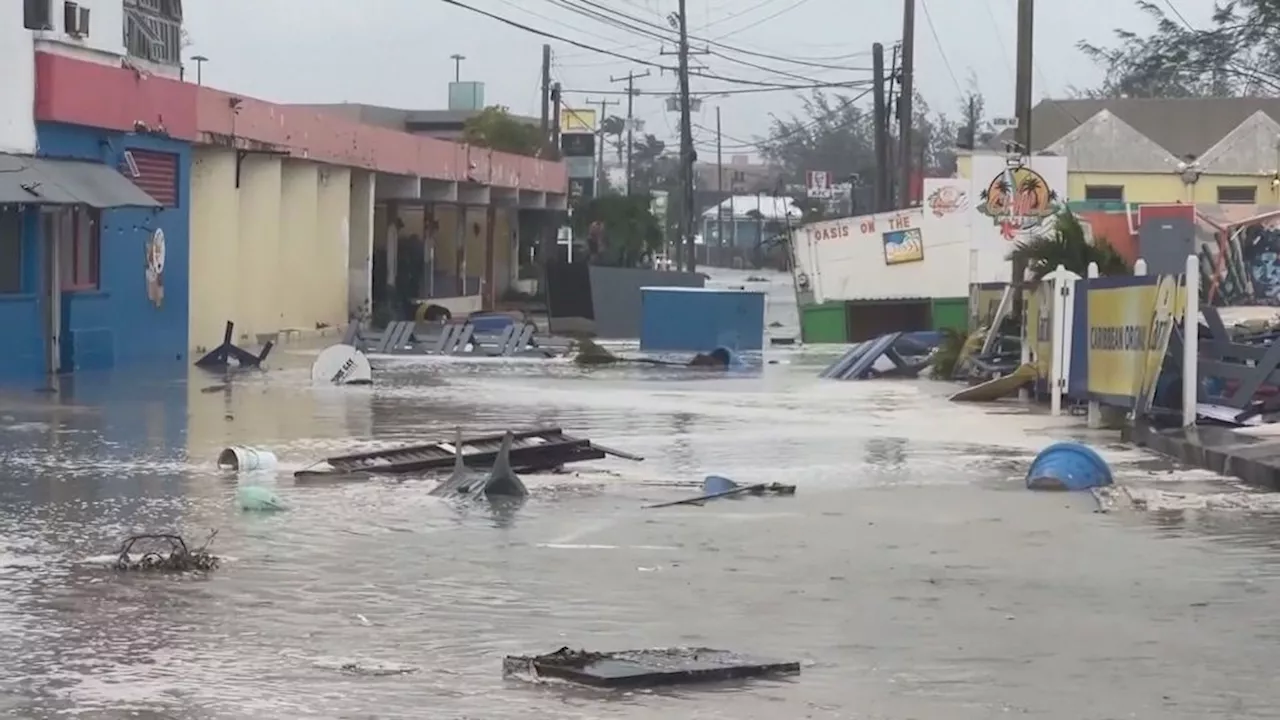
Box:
[1183,253,1200,427]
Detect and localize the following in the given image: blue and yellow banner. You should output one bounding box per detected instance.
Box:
[1083,275,1185,408]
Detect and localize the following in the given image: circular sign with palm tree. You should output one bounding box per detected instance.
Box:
[977,166,1059,233]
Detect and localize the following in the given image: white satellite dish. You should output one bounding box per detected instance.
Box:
[311,344,373,385]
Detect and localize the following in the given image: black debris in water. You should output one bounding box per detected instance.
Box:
[113,531,220,572]
[431,428,528,499]
[645,482,797,509]
[503,646,800,689]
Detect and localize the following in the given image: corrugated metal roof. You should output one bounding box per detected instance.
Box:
[996,97,1280,159]
[0,153,160,208]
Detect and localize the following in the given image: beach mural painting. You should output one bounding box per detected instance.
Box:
[882,228,924,265]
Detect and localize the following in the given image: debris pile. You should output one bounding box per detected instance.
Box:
[503,646,800,688]
[113,531,220,572]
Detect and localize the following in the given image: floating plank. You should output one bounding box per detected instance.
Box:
[503,647,800,689]
[295,427,641,478]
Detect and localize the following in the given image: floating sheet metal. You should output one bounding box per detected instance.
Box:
[0,153,160,208]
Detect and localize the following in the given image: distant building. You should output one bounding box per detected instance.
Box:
[975,97,1280,207]
[695,155,782,195]
[285,103,541,143]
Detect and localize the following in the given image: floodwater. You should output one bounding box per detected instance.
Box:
[2,271,1280,719]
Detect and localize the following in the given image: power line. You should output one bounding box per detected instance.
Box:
[441,0,830,89]
[692,86,875,151]
[560,80,872,96]
[920,0,963,98]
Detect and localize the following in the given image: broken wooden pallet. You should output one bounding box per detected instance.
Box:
[295,427,642,478]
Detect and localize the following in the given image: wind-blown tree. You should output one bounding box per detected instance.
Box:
[758,89,965,197]
[462,106,543,156]
[1078,0,1280,97]
[600,115,626,165]
[1007,211,1130,281]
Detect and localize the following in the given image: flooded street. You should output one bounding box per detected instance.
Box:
[2,271,1280,719]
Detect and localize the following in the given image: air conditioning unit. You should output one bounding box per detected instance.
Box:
[63,2,89,37]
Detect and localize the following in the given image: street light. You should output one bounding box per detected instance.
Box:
[450,54,465,82]
[191,54,208,85]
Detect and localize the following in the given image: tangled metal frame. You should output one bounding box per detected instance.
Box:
[114,530,220,572]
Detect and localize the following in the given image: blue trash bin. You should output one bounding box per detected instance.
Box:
[1025,442,1113,491]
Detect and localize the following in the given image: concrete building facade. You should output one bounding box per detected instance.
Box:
[0,1,568,383]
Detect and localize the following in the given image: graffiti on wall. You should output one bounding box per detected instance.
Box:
[1203,218,1280,306]
[145,228,165,308]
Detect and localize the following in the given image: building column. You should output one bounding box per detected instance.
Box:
[348,170,374,321]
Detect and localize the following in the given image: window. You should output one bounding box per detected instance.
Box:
[24,0,52,29]
[0,206,22,294]
[56,206,99,291]
[1084,185,1124,201]
[731,170,746,183]
[120,149,179,206]
[1218,185,1257,204]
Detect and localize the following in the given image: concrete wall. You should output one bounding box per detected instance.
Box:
[0,3,36,153]
[38,122,191,370]
[588,266,706,338]
[189,147,355,352]
[31,0,126,64]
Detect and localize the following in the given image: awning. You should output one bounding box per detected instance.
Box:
[0,153,161,208]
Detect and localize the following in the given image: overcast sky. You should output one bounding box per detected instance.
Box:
[184,0,1213,158]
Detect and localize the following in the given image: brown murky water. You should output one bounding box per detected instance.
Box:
[1,271,1279,719]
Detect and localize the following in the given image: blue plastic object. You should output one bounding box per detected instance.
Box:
[703,475,740,495]
[1025,442,1113,491]
[639,287,766,352]
[468,313,517,334]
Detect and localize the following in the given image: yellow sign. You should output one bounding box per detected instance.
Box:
[1135,275,1180,412]
[560,107,597,133]
[1085,276,1185,405]
[1026,282,1053,379]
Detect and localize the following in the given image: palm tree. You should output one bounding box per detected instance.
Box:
[1015,174,1042,215]
[1006,209,1130,282]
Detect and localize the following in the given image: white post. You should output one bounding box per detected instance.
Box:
[1043,264,1081,417]
[1086,261,1102,429]
[1182,253,1199,427]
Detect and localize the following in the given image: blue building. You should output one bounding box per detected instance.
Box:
[0,123,190,382]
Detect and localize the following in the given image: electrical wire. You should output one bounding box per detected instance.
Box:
[560,0,874,74]
[559,80,872,96]
[441,0,847,89]
[920,0,963,99]
[692,86,875,152]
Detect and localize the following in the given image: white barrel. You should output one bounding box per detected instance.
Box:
[217,446,278,472]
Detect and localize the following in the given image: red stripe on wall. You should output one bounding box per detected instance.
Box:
[120,149,178,207]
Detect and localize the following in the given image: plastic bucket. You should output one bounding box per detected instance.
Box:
[217,446,278,472]
[1025,442,1113,491]
[703,475,740,495]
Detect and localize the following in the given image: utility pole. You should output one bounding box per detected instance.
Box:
[1014,0,1034,157]
[550,82,563,157]
[610,69,651,195]
[450,53,465,82]
[676,0,696,271]
[539,45,552,154]
[871,43,889,214]
[586,97,620,194]
[897,0,915,209]
[716,106,723,248]
[1011,0,1036,322]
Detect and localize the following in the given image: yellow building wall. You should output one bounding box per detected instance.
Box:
[188,148,240,352]
[189,149,358,352]
[318,167,353,324]
[280,160,320,329]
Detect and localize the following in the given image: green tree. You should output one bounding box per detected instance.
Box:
[600,115,626,165]
[462,106,543,156]
[1007,210,1130,281]
[1078,0,1280,97]
[758,89,966,195]
[570,194,663,268]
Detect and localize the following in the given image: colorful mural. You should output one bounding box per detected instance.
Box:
[1203,214,1280,306]
[882,228,924,265]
